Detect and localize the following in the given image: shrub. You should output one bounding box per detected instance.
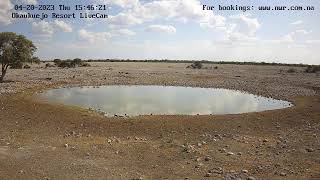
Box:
[53,59,62,66]
[45,63,56,68]
[23,64,31,69]
[80,62,91,67]
[287,68,297,73]
[70,60,76,68]
[58,61,67,68]
[73,58,82,65]
[53,58,89,68]
[305,65,320,73]
[31,57,41,64]
[10,62,23,69]
[58,61,73,68]
[187,61,203,69]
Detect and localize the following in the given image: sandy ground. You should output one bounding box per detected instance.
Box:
[0,62,319,180]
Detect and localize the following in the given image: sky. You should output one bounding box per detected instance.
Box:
[0,0,319,64]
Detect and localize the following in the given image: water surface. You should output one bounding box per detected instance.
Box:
[38,86,292,116]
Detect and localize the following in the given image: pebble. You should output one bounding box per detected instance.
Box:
[242,169,248,173]
[247,176,255,180]
[204,172,212,177]
[204,156,211,161]
[227,152,234,156]
[306,148,314,152]
[209,167,223,174]
[64,144,69,148]
[280,172,287,176]
[219,148,226,153]
[195,163,203,168]
[131,178,143,180]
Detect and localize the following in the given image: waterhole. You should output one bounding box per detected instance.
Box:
[37,86,292,116]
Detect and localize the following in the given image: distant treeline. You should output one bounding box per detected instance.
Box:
[42,59,317,67]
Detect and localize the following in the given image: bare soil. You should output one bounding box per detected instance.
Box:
[0,62,319,180]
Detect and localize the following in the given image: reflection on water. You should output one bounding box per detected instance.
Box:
[37,86,293,116]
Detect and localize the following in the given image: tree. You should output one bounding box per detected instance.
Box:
[187,61,203,69]
[0,32,36,82]
[31,57,41,64]
[53,59,62,66]
[73,58,82,66]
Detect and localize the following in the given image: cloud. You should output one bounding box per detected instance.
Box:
[229,14,261,36]
[291,20,303,26]
[21,0,38,5]
[105,0,139,8]
[278,29,312,43]
[32,21,54,37]
[78,28,136,43]
[32,20,73,37]
[0,0,13,25]
[53,20,73,32]
[306,40,320,44]
[78,29,112,43]
[146,25,176,34]
[108,0,226,29]
[295,29,311,35]
[111,28,136,36]
[109,12,143,26]
[213,14,261,42]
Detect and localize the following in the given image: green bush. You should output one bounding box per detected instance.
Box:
[305,65,320,73]
[31,57,41,64]
[23,64,31,69]
[73,58,82,65]
[80,62,91,67]
[53,59,62,66]
[58,60,75,68]
[10,62,23,69]
[287,68,297,73]
[54,58,90,68]
[187,61,203,69]
[45,63,52,68]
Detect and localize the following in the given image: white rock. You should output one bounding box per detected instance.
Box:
[227,152,234,156]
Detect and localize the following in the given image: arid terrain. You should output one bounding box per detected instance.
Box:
[0,62,319,180]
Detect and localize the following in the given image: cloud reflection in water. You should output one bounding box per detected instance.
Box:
[39,86,292,116]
